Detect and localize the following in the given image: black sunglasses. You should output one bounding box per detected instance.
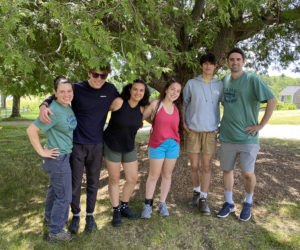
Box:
[90,72,108,79]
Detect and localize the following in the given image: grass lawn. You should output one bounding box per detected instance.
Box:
[0,125,299,249]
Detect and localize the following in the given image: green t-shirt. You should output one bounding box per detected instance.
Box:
[34,100,77,154]
[219,72,275,144]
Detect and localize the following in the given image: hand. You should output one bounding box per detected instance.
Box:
[41,147,60,159]
[216,127,220,134]
[183,123,190,133]
[244,125,263,136]
[39,105,53,124]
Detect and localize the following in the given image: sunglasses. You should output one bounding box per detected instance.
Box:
[90,72,108,79]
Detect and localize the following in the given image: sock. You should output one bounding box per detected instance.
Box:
[113,206,120,212]
[244,192,253,204]
[144,199,153,206]
[193,186,201,193]
[120,201,128,210]
[200,192,207,199]
[73,213,80,217]
[86,213,93,217]
[225,191,234,204]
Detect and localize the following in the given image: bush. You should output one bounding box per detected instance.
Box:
[275,102,297,110]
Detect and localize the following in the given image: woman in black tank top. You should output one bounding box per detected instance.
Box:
[103,80,150,227]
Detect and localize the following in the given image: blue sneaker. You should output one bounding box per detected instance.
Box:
[239,202,252,221]
[217,202,235,218]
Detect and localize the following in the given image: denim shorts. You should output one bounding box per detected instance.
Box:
[148,138,179,159]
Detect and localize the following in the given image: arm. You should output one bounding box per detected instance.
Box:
[143,100,157,123]
[181,105,190,133]
[109,97,123,111]
[244,98,277,135]
[39,95,55,124]
[26,123,60,159]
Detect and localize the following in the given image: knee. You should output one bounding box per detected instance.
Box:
[161,173,172,182]
[190,163,199,172]
[109,175,120,186]
[243,172,255,180]
[201,163,211,173]
[127,174,138,185]
[147,173,159,183]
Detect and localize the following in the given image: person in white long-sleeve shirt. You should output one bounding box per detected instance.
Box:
[183,53,223,215]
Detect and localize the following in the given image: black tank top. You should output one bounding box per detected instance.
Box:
[104,100,143,152]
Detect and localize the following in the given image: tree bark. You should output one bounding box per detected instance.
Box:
[11,95,21,118]
[0,93,6,108]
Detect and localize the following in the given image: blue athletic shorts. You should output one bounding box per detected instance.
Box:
[148,138,180,159]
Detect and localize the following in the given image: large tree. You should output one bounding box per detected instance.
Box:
[0,0,299,106]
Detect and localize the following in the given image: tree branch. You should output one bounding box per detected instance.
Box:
[191,0,205,21]
[39,32,63,58]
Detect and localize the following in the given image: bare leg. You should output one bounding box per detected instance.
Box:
[121,161,138,202]
[160,158,177,202]
[243,171,256,194]
[189,153,201,188]
[145,159,164,199]
[223,170,234,192]
[106,159,121,207]
[200,153,213,193]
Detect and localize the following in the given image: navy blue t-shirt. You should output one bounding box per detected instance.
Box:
[44,80,118,144]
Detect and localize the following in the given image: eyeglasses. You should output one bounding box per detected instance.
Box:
[90,72,108,79]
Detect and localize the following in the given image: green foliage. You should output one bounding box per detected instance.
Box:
[0,0,299,99]
[275,102,297,110]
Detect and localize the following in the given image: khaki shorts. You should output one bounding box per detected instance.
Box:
[185,130,217,154]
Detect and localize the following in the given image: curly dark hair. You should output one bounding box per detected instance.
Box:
[200,52,216,65]
[152,78,184,146]
[120,79,150,107]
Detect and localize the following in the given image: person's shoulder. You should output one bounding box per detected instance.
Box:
[222,74,230,82]
[73,80,88,87]
[245,72,264,84]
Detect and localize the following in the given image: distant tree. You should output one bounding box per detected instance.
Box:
[0,0,299,105]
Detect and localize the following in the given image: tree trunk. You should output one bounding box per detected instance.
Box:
[11,95,21,118]
[0,93,6,108]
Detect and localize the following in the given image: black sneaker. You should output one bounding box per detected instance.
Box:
[198,198,211,215]
[120,206,139,220]
[85,215,97,232]
[189,191,200,207]
[68,216,80,234]
[111,210,122,227]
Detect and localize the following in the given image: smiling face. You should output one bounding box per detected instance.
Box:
[55,83,74,107]
[129,82,146,103]
[227,52,246,73]
[165,82,182,102]
[88,69,108,89]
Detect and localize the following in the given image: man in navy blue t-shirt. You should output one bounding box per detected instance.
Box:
[39,65,118,234]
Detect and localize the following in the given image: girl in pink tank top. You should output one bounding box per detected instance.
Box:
[141,79,183,218]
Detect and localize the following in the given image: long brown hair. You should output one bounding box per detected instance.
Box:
[152,78,184,146]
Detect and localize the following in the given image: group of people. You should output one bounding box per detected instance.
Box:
[27,48,276,242]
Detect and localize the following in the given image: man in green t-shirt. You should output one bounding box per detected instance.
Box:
[217,48,277,221]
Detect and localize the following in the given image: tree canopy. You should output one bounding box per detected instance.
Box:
[0,0,299,96]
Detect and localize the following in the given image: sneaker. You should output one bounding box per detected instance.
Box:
[239,202,252,221]
[120,206,139,220]
[85,215,97,232]
[198,198,211,215]
[48,230,74,242]
[217,202,236,218]
[189,191,200,207]
[158,202,169,217]
[111,210,122,227]
[141,203,152,219]
[68,216,80,234]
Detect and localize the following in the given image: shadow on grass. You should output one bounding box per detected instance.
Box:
[0,126,299,249]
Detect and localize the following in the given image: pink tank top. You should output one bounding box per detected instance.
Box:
[148,104,180,148]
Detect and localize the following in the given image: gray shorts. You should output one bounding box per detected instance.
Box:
[220,142,260,172]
